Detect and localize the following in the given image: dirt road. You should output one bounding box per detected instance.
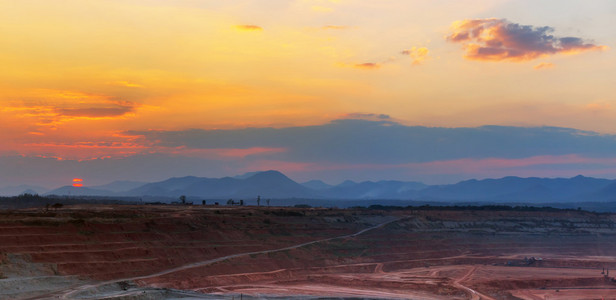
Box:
[36,216,405,299]
[453,266,496,300]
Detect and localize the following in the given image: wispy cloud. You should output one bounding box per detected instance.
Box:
[322,25,349,30]
[401,46,430,65]
[108,81,144,88]
[55,105,134,118]
[20,141,146,160]
[342,113,391,121]
[446,18,607,62]
[157,147,287,159]
[533,62,555,70]
[235,24,263,31]
[352,62,380,70]
[1,89,138,128]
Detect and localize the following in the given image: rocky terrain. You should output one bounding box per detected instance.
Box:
[1,205,616,299]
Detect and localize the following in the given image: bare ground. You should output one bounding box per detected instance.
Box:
[2,205,616,299]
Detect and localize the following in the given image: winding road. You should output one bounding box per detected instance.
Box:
[453,266,496,300]
[34,216,405,299]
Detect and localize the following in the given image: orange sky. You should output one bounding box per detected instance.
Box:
[1,0,615,186]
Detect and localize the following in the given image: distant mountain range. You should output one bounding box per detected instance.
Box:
[408,175,616,203]
[3,171,615,203]
[0,184,49,196]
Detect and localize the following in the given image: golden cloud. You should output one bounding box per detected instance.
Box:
[2,89,138,129]
[402,47,430,65]
[55,105,134,118]
[109,81,144,88]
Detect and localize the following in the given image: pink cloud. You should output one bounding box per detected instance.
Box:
[533,62,555,70]
[159,147,287,159]
[20,142,146,160]
[239,160,315,173]
[447,18,607,62]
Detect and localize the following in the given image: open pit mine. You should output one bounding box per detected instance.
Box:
[1,204,616,300]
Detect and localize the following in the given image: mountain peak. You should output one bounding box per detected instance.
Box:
[233,171,262,179]
[246,170,289,181]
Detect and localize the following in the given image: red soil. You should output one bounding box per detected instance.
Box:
[2,206,616,299]
[0,206,364,281]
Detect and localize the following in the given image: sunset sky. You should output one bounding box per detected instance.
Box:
[1,0,615,188]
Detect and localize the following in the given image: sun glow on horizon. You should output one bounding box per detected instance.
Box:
[72,178,83,187]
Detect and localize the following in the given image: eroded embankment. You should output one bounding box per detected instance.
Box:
[138,209,616,299]
[3,206,616,299]
[0,205,393,299]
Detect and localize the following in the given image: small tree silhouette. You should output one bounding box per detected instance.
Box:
[257,195,261,206]
[179,195,186,204]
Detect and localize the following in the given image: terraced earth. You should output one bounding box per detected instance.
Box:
[1,205,616,299]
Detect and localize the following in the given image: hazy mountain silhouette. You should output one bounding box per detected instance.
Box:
[337,180,358,188]
[89,180,148,193]
[41,171,616,203]
[586,181,616,202]
[301,180,333,190]
[0,185,49,196]
[45,186,114,197]
[233,171,262,179]
[124,170,316,199]
[231,170,316,198]
[126,176,205,197]
[322,180,427,199]
[411,175,613,202]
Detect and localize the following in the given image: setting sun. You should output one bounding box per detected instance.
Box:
[72,178,83,187]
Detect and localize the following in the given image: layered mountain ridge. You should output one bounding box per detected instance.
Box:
[30,171,616,203]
